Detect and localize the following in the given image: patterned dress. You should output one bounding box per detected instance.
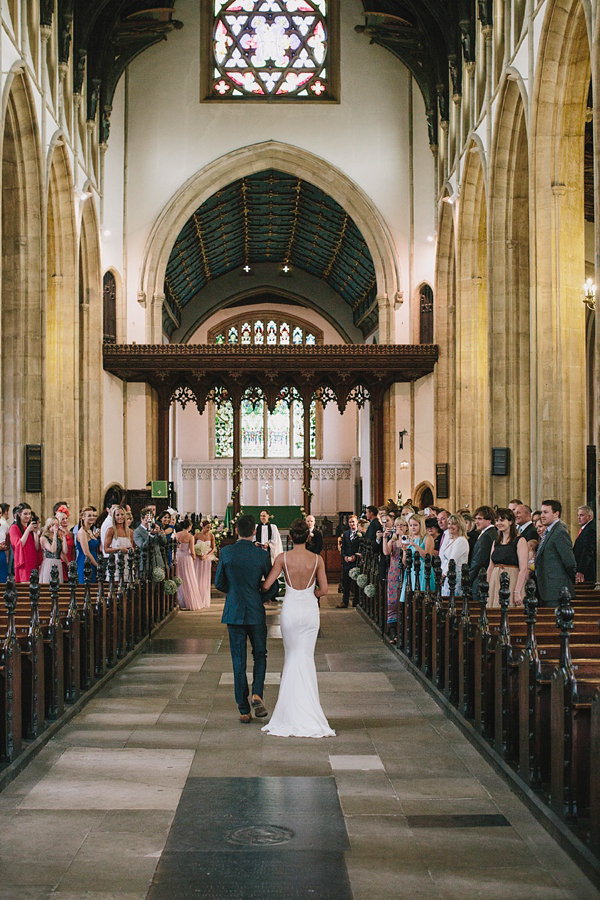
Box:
[386,541,404,625]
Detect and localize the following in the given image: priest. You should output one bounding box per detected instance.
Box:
[253,509,283,563]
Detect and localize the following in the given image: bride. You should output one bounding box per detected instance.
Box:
[260,518,335,738]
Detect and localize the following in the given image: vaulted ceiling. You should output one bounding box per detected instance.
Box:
[163,170,378,339]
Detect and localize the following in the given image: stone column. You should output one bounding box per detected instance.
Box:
[371,400,384,504]
[232,399,242,517]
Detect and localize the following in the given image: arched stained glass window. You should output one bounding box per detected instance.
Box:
[241,321,252,344]
[214,396,318,458]
[228,325,239,344]
[280,322,290,345]
[266,320,278,344]
[204,0,338,102]
[210,312,323,346]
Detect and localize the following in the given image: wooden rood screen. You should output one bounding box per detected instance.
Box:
[103,343,438,512]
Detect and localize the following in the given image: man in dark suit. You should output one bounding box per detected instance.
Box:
[305,514,323,556]
[215,514,277,722]
[514,504,537,542]
[535,500,577,606]
[338,515,361,608]
[574,505,596,584]
[469,506,497,602]
[365,506,381,542]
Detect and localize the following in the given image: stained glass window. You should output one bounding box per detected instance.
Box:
[208,0,334,101]
[292,325,303,345]
[242,399,265,456]
[215,332,226,345]
[215,400,234,457]
[214,396,317,458]
[254,319,264,344]
[305,332,316,345]
[292,399,316,457]
[267,400,290,456]
[280,322,290,345]
[209,313,323,346]
[266,319,277,344]
[241,321,252,344]
[227,325,238,344]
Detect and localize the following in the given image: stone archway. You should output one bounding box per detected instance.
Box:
[79,193,103,507]
[434,188,457,509]
[139,141,402,343]
[456,143,489,509]
[489,76,531,505]
[531,0,589,521]
[45,139,77,511]
[0,67,43,504]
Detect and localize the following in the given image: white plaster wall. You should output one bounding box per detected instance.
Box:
[413,375,435,494]
[102,372,125,490]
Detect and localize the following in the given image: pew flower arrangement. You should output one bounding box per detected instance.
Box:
[173,576,183,587]
[356,574,368,589]
[163,579,177,595]
[153,567,165,583]
[349,567,361,581]
[364,583,376,599]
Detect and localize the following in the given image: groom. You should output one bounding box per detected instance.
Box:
[215,514,278,723]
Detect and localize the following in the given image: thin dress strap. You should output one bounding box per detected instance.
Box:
[283,553,293,589]
[305,554,320,590]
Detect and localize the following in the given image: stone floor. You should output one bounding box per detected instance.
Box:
[0,594,598,899]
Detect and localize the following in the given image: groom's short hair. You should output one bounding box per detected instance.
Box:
[236,514,255,538]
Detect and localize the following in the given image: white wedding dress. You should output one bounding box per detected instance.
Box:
[262,554,335,739]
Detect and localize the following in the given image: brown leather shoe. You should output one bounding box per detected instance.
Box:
[251,696,268,718]
[336,603,348,609]
[239,712,252,724]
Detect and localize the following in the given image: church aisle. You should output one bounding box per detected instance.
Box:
[0,597,597,900]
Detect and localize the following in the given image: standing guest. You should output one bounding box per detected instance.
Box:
[534,500,577,606]
[55,503,74,580]
[425,516,441,554]
[462,513,478,562]
[338,514,360,608]
[534,514,546,541]
[76,507,100,583]
[0,503,10,582]
[104,506,133,577]
[486,508,529,608]
[39,517,68,583]
[10,503,40,583]
[101,502,119,560]
[437,509,450,555]
[253,510,283,564]
[134,507,165,573]
[175,518,204,610]
[356,518,369,537]
[364,506,381,542]
[383,516,408,635]
[161,510,176,565]
[439,514,469,597]
[399,513,435,603]
[469,506,497,603]
[194,520,215,609]
[574,505,596,584]
[508,499,523,515]
[305,515,323,556]
[514,504,537,541]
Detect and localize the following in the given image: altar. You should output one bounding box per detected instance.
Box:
[224,505,304,530]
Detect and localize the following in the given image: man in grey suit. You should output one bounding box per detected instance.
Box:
[535,499,577,606]
[215,514,277,723]
[469,506,497,602]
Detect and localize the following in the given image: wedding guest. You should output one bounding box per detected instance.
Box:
[399,513,435,603]
[39,517,68,583]
[54,503,75,580]
[0,503,10,582]
[305,514,323,556]
[76,507,100,583]
[175,518,204,610]
[10,503,40,582]
[535,500,577,606]
[439,514,469,597]
[383,516,408,636]
[486,508,528,608]
[425,516,441,555]
[338,514,360,608]
[104,506,133,578]
[574,505,596,584]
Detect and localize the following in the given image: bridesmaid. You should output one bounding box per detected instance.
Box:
[76,506,100,583]
[194,520,215,609]
[9,503,40,583]
[175,518,204,610]
[39,517,68,583]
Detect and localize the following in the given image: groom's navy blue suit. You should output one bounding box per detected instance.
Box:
[215,539,276,714]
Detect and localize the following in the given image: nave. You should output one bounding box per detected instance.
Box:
[0,599,597,900]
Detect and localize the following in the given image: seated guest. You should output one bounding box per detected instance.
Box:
[10,503,40,583]
[305,514,323,556]
[486,508,528,608]
[574,505,596,584]
[440,514,469,597]
[469,506,497,602]
[535,500,577,606]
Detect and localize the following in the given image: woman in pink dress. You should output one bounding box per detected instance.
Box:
[194,520,215,609]
[175,519,204,610]
[10,504,40,582]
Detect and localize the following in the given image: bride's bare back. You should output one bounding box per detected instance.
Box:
[263,543,328,597]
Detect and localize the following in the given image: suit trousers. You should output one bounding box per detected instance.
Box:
[227,623,268,714]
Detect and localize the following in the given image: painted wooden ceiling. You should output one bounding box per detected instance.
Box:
[163,170,378,339]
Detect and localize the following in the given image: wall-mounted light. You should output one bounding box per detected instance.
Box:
[583,278,596,311]
[398,429,408,450]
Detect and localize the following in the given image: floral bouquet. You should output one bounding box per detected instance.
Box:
[349,567,361,581]
[195,540,213,559]
[153,566,165,583]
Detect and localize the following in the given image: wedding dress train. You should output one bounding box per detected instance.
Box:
[261,554,335,739]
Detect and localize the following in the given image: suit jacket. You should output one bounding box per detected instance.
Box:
[574,521,597,582]
[340,529,361,568]
[306,529,323,556]
[365,518,381,543]
[535,520,577,606]
[518,522,537,543]
[215,540,276,624]
[469,526,498,600]
[133,524,165,572]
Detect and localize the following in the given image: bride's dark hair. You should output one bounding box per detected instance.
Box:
[289,519,310,544]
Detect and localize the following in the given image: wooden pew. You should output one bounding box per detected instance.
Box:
[0,578,22,762]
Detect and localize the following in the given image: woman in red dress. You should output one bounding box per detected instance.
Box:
[55,503,75,579]
[9,503,40,582]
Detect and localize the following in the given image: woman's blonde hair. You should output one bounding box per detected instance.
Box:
[447,513,467,537]
[395,516,408,530]
[407,513,426,538]
[41,517,59,540]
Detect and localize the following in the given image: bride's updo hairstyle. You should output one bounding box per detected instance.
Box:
[289,519,310,545]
